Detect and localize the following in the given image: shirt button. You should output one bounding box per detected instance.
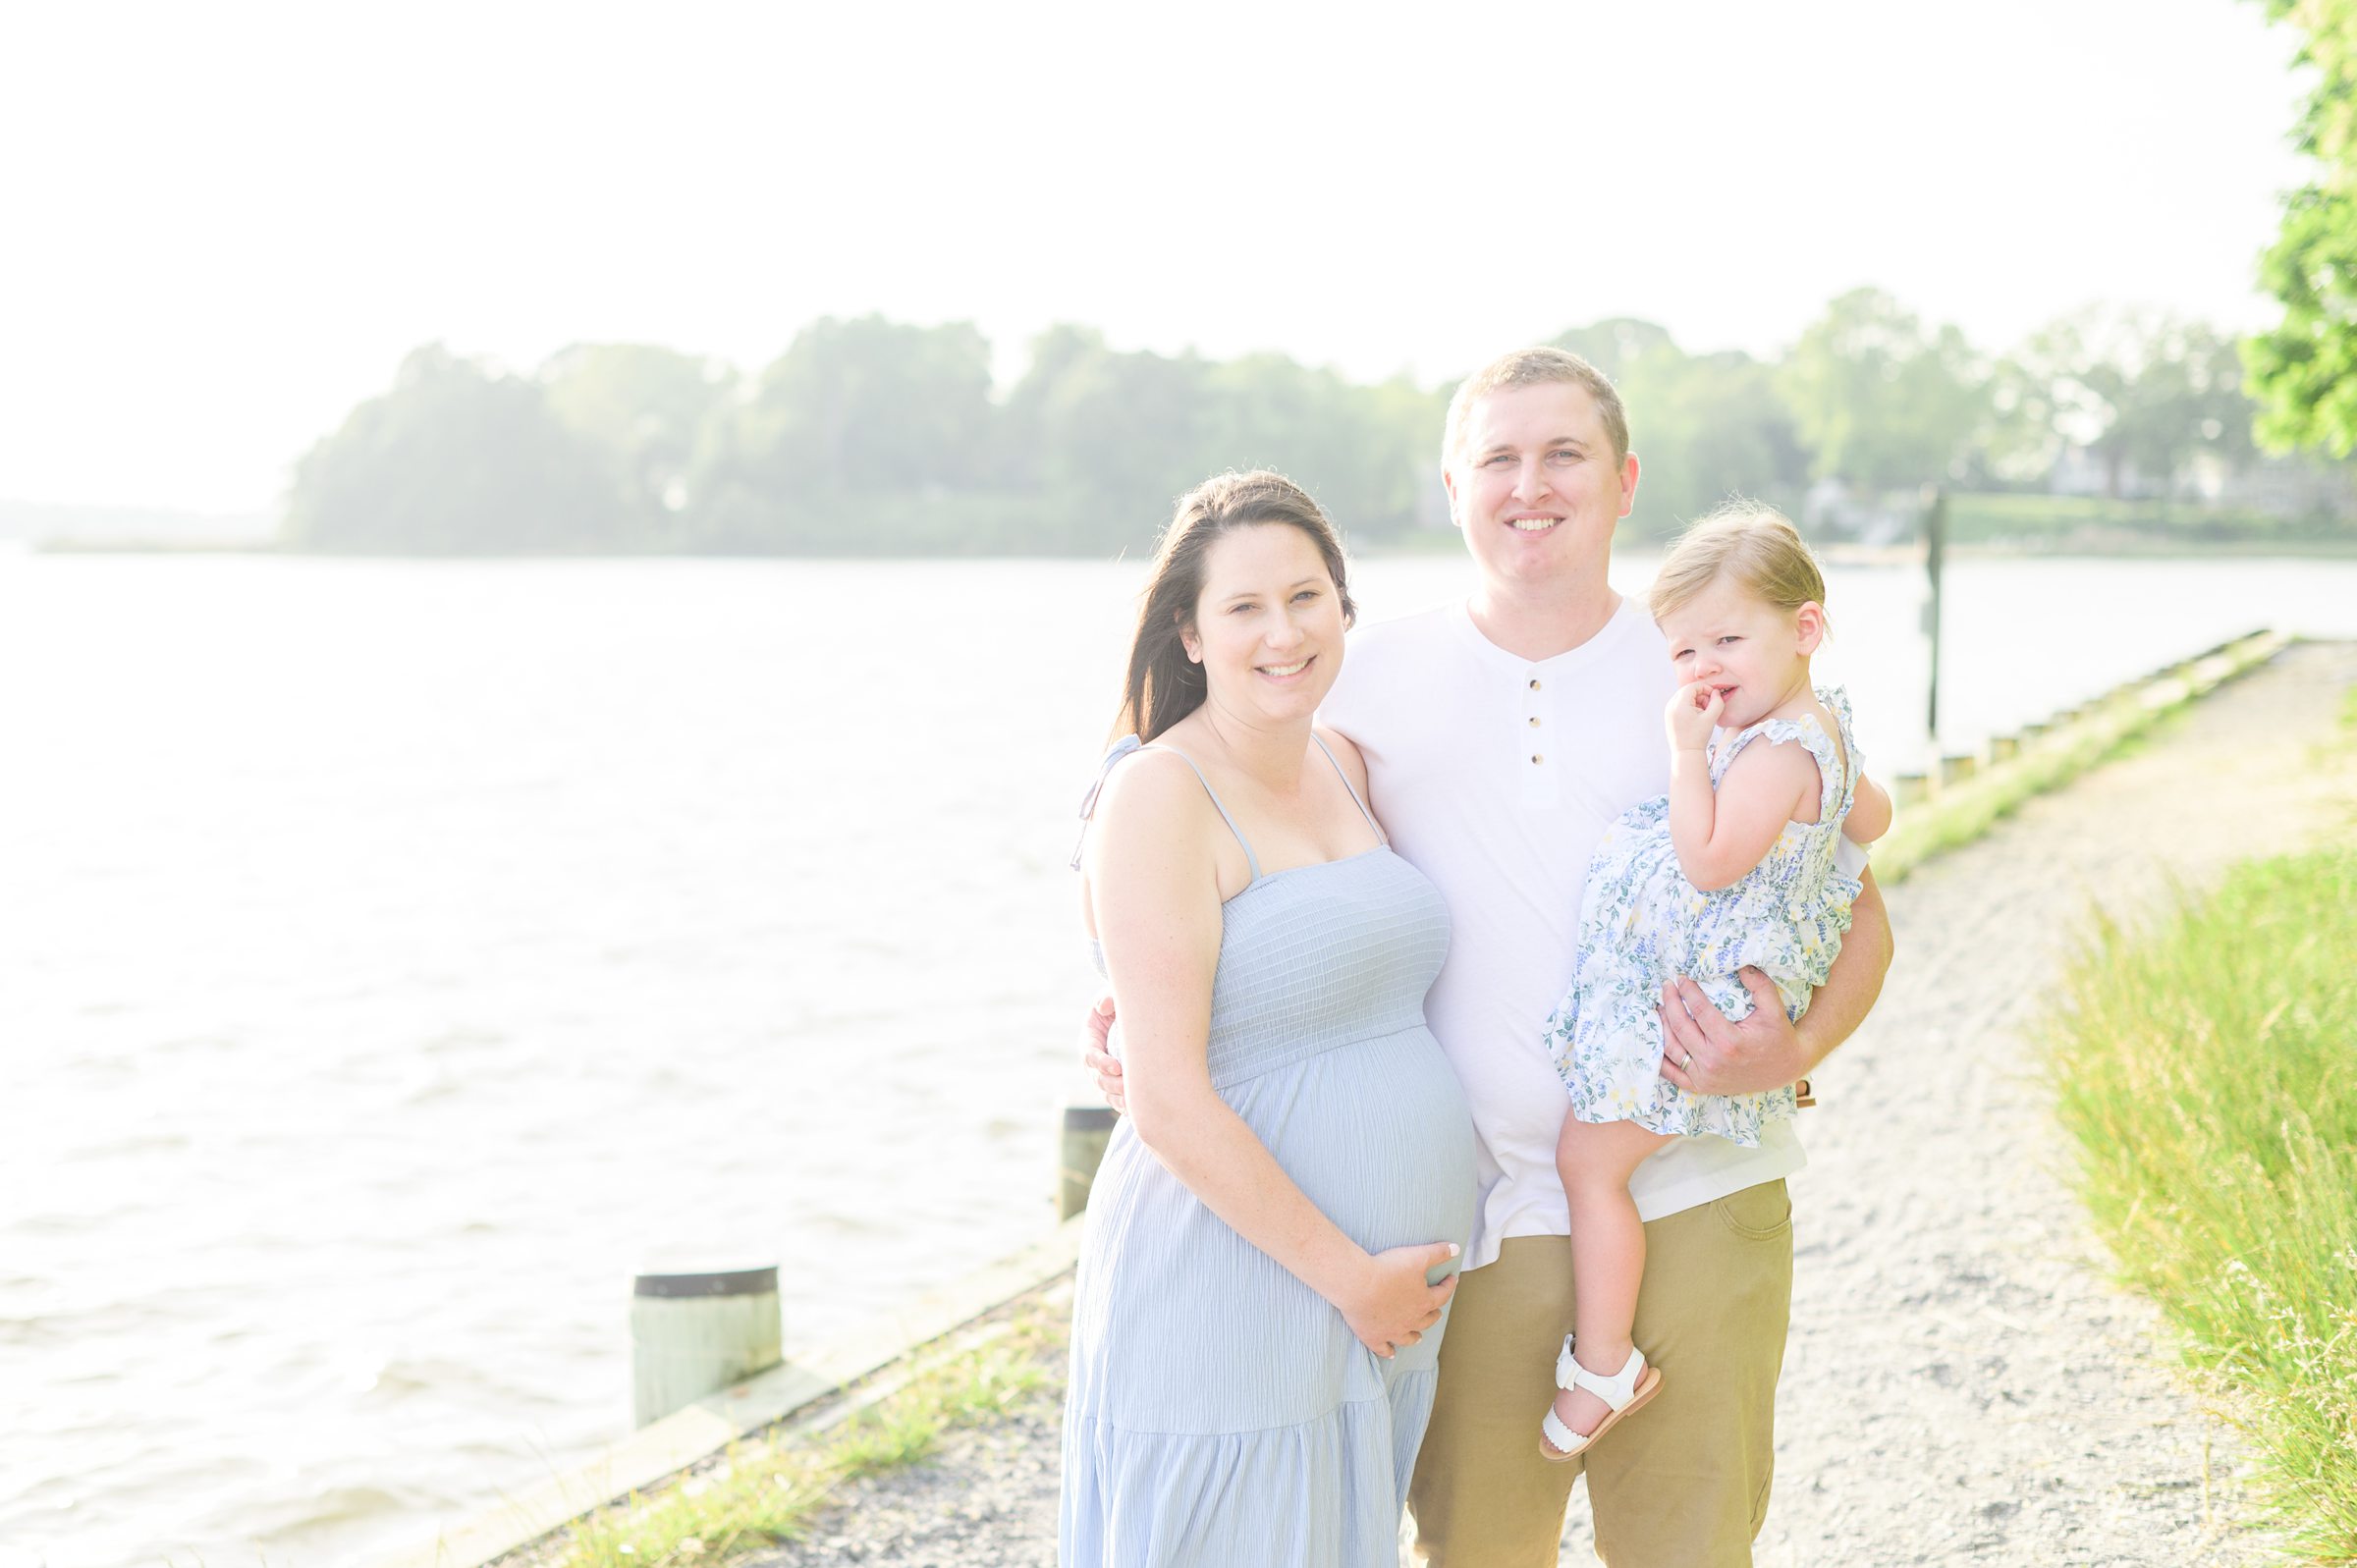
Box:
[1528,716,1541,728]
[1531,753,1544,765]
[1528,678,1542,691]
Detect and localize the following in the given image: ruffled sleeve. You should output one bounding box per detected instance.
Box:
[1712,699,1857,827]
[1817,684,1861,825]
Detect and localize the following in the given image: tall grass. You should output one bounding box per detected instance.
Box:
[524,1316,1055,1568]
[2046,847,2357,1561]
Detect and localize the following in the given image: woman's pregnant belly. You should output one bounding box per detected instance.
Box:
[1226,1024,1475,1252]
[1070,1026,1476,1433]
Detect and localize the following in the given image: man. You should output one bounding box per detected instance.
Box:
[1084,347,1891,1566]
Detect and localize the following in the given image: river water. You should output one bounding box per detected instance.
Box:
[7,550,2356,1567]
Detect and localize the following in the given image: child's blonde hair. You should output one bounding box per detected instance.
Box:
[1648,502,1827,623]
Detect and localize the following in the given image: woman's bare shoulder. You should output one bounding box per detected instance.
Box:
[1082,745,1227,935]
[1089,744,1216,843]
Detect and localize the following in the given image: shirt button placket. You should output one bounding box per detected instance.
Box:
[1520,669,1558,803]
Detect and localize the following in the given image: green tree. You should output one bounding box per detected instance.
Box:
[1778,288,1987,492]
[1551,317,1685,383]
[688,315,998,549]
[2002,309,2256,496]
[1001,327,1217,550]
[2246,0,2357,453]
[1545,320,1806,539]
[286,345,630,553]
[541,343,734,533]
[738,314,996,492]
[1196,353,1437,540]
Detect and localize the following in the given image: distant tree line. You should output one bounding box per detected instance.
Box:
[284,292,2352,557]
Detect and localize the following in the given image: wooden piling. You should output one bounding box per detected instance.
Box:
[1059,1106,1118,1220]
[1989,734,2020,764]
[1894,773,1932,807]
[1940,753,1978,786]
[1921,486,1946,740]
[630,1265,782,1428]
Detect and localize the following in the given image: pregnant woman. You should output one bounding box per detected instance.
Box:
[1062,471,1477,1567]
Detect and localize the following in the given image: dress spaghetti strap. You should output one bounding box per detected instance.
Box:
[1310,733,1385,844]
[1143,745,1263,883]
[1071,733,1263,883]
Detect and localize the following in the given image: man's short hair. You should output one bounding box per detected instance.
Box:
[1442,347,1630,471]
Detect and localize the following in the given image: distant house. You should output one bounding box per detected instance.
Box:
[2195,453,2357,519]
[2046,445,2128,499]
[1800,477,1915,546]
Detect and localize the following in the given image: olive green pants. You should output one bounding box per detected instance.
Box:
[1406,1180,1794,1567]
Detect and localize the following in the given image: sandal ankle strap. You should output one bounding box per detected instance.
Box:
[1554,1336,1649,1413]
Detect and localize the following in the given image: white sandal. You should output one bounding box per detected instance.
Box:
[1539,1334,1664,1462]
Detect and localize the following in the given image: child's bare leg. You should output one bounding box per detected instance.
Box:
[1549,1113,1674,1449]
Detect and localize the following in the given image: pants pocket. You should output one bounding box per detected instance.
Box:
[1713,1178,1792,1241]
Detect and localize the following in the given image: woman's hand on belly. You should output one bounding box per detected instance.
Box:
[1335,1242,1461,1360]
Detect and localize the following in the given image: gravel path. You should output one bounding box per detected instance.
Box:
[747,641,2357,1567]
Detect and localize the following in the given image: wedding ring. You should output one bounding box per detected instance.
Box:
[1681,1051,1696,1072]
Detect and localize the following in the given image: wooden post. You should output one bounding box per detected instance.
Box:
[1893,773,1932,807]
[1921,485,1946,744]
[1940,753,1978,786]
[2020,721,2049,744]
[630,1265,782,1429]
[1989,734,2020,764]
[1059,1106,1118,1220]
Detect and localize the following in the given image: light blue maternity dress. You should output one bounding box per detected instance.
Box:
[1061,735,1477,1568]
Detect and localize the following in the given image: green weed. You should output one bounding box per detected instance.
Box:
[2046,846,2357,1561]
[526,1316,1055,1568]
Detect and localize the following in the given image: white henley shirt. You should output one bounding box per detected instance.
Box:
[1320,595,1825,1271]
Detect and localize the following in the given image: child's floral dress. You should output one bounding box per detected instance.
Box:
[1544,686,1865,1146]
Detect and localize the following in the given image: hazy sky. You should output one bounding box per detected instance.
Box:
[1,0,2313,514]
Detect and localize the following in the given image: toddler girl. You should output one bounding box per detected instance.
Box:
[1536,504,1892,1460]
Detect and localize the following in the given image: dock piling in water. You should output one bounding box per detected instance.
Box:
[1059,1105,1118,1219]
[630,1265,782,1428]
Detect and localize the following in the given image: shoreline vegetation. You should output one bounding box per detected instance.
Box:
[27,499,2357,563]
[40,294,2334,561]
[2044,720,2357,1558]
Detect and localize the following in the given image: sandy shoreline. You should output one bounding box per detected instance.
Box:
[727,640,2357,1567]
